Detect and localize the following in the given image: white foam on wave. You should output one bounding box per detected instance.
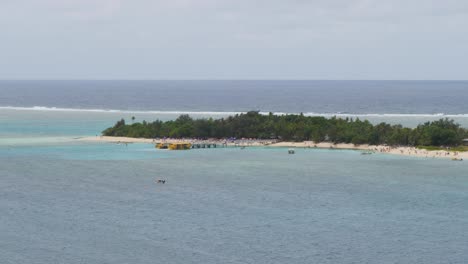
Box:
[0,106,242,116]
[258,112,468,118]
[1,106,468,118]
[301,113,468,118]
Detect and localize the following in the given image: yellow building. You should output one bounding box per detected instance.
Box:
[169,143,192,150]
[156,142,191,150]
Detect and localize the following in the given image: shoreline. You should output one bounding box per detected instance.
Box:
[78,136,467,160]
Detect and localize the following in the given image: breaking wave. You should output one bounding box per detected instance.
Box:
[1,106,468,118]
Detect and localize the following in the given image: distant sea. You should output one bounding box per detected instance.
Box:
[1,80,468,115]
[2,80,468,264]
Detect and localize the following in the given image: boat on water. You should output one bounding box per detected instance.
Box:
[452,158,463,161]
[361,151,374,155]
[169,143,192,150]
[288,149,295,154]
[155,143,169,149]
[155,142,191,150]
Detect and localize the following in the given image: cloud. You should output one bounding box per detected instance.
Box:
[3,0,468,24]
[52,0,123,20]
[0,0,468,79]
[0,0,123,21]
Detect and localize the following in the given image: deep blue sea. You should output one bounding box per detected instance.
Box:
[1,81,468,263]
[1,80,468,114]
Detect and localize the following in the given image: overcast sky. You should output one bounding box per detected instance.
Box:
[1,0,468,80]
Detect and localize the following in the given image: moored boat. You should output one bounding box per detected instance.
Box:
[156,142,191,150]
[169,143,192,150]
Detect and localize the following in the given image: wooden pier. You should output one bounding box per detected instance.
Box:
[154,139,274,150]
[191,143,224,149]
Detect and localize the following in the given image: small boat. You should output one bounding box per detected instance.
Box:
[452,158,463,161]
[288,149,295,154]
[168,143,191,150]
[155,142,191,150]
[155,143,169,149]
[361,151,373,155]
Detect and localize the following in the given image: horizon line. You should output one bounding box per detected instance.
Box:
[1,79,468,82]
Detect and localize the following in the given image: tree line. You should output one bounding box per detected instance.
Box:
[102,111,468,147]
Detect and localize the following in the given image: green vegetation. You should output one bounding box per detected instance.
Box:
[103,111,468,147]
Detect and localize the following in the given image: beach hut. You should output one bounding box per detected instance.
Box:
[463,139,468,146]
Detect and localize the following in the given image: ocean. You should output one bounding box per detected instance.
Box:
[1,80,468,114]
[1,80,468,263]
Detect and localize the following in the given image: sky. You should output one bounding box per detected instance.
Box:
[1,0,468,80]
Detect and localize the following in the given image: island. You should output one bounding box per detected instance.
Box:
[80,111,468,159]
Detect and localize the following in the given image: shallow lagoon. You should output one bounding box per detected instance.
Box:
[1,142,468,263]
[1,108,468,263]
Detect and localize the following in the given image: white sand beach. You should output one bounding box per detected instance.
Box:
[269,141,468,160]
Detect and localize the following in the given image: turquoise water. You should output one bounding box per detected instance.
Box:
[1,109,468,263]
[0,109,234,144]
[2,109,468,144]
